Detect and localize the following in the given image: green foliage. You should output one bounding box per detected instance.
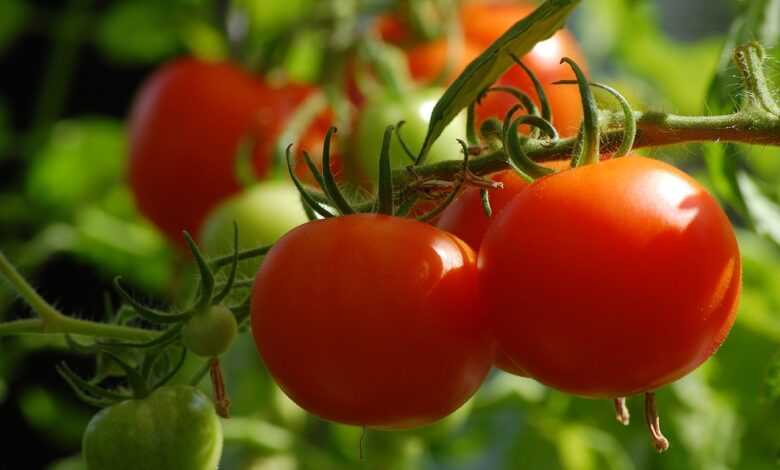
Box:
[0,0,28,53]
[96,1,183,64]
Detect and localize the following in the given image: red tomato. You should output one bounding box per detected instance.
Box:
[478,157,741,397]
[251,214,494,428]
[378,1,587,136]
[437,161,571,252]
[128,58,328,248]
[437,161,569,377]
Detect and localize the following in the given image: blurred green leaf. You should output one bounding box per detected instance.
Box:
[26,118,125,218]
[0,0,28,53]
[46,455,87,470]
[738,172,780,246]
[20,387,91,448]
[95,1,182,64]
[0,100,11,159]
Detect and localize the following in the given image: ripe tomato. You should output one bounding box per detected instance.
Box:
[128,58,326,248]
[348,87,466,188]
[251,214,494,428]
[82,386,223,470]
[478,157,741,397]
[199,181,309,278]
[378,1,587,136]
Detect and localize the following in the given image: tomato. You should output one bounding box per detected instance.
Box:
[378,1,587,136]
[82,385,222,470]
[199,181,309,277]
[128,58,325,248]
[182,305,239,358]
[348,87,467,187]
[251,214,494,428]
[437,161,571,252]
[478,157,741,397]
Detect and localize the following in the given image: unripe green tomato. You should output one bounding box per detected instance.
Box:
[199,181,309,278]
[349,87,466,187]
[83,386,223,470]
[182,305,239,358]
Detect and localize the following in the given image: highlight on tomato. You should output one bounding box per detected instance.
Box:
[250,214,494,428]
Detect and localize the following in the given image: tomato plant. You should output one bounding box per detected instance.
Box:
[250,214,494,428]
[348,87,466,187]
[128,58,325,248]
[478,156,741,397]
[82,386,223,470]
[378,1,588,136]
[199,181,309,277]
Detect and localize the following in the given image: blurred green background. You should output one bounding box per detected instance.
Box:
[0,0,779,469]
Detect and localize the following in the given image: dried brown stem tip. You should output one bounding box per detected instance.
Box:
[613,397,630,426]
[209,357,231,418]
[644,392,670,452]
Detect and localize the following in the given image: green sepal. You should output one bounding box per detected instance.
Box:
[511,55,552,123]
[183,231,216,312]
[504,116,558,181]
[395,121,418,163]
[321,127,355,215]
[301,151,327,192]
[56,363,128,408]
[212,222,239,305]
[554,80,636,158]
[285,144,335,219]
[561,57,599,166]
[113,277,192,324]
[480,189,493,217]
[377,125,396,215]
[416,140,469,222]
[488,86,540,117]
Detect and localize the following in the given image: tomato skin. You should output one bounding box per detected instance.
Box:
[199,181,309,277]
[251,214,494,428]
[379,2,587,136]
[478,157,741,397]
[436,162,569,252]
[349,87,466,187]
[82,386,222,470]
[128,58,317,248]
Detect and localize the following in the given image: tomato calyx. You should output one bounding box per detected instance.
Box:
[55,226,258,416]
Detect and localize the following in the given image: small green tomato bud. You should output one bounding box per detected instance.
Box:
[182,305,238,357]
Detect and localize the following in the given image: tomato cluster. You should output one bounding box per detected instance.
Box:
[121,0,741,445]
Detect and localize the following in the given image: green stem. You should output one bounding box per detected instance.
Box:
[393,109,780,186]
[0,252,155,341]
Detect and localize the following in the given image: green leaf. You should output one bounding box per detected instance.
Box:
[0,0,28,53]
[737,172,780,246]
[26,119,125,217]
[96,1,181,64]
[417,0,581,163]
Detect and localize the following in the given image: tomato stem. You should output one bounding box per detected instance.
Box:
[644,392,670,453]
[0,251,155,341]
[209,357,231,419]
[613,397,630,426]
